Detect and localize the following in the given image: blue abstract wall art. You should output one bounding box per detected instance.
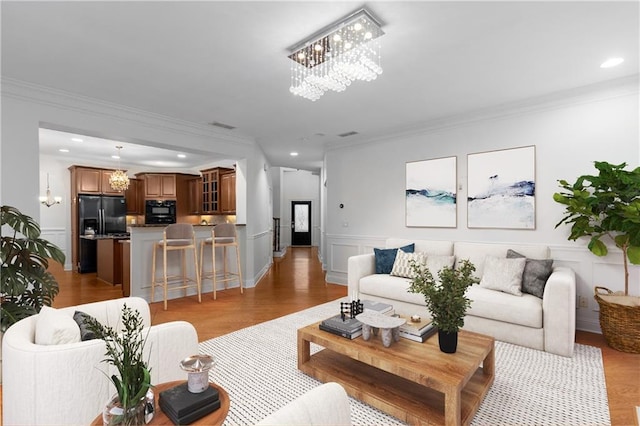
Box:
[406,156,457,227]
[467,145,536,229]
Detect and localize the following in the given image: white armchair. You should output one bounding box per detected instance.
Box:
[2,297,199,425]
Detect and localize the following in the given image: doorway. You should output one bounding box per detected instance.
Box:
[291,201,312,246]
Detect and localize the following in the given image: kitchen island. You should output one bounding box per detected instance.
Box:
[128,224,244,303]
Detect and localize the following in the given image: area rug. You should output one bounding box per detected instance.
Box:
[199,299,610,425]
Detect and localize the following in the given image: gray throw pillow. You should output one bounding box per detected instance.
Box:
[506,249,554,298]
[73,310,98,341]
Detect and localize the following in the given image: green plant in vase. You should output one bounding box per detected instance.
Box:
[85,305,152,426]
[408,259,479,353]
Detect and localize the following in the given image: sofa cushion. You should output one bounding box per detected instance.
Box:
[426,255,456,278]
[35,306,81,345]
[466,286,543,328]
[507,249,554,298]
[390,251,426,278]
[359,274,426,306]
[479,256,526,296]
[374,244,414,274]
[73,311,98,341]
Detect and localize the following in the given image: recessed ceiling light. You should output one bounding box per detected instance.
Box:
[600,57,624,68]
[111,155,120,159]
[177,154,186,158]
[71,138,83,142]
[290,152,299,156]
[59,148,69,153]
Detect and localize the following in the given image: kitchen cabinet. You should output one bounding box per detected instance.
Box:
[71,166,125,195]
[97,237,126,285]
[220,170,236,214]
[188,177,203,214]
[200,167,234,214]
[124,178,143,214]
[138,173,177,199]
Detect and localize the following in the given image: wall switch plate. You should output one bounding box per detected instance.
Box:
[578,295,588,308]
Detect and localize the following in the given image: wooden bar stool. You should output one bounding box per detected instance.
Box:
[151,223,202,310]
[199,223,243,299]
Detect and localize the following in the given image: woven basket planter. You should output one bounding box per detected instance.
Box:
[594,286,640,353]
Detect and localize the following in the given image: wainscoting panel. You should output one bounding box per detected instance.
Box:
[40,228,70,270]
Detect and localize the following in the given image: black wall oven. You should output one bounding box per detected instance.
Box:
[145,200,177,224]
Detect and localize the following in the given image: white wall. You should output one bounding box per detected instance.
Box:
[1,79,273,287]
[323,78,639,334]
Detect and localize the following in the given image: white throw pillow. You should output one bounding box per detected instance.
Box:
[390,251,426,278]
[479,256,526,296]
[426,255,456,278]
[35,306,81,345]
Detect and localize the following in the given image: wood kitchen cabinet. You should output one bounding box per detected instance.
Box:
[200,167,234,214]
[137,173,177,199]
[220,170,236,214]
[97,237,124,286]
[188,177,203,214]
[71,166,124,195]
[124,178,143,214]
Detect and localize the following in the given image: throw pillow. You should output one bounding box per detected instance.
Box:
[35,306,81,345]
[507,249,554,298]
[73,310,98,341]
[374,243,415,274]
[479,256,526,296]
[426,255,456,278]
[390,250,426,278]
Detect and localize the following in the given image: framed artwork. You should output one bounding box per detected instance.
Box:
[467,145,536,229]
[406,156,457,227]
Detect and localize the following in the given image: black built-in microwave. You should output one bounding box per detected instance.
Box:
[145,200,177,224]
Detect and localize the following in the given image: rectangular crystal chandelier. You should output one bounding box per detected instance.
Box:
[288,8,384,101]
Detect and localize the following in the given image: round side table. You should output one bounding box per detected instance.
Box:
[91,381,229,425]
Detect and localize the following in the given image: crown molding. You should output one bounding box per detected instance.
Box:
[1,77,256,147]
[326,74,639,151]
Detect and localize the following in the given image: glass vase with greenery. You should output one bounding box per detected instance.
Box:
[85,305,152,426]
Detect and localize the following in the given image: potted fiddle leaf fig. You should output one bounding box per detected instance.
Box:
[553,161,640,353]
[408,259,479,353]
[1,205,65,332]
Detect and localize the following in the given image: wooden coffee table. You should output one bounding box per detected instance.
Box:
[298,321,494,426]
[90,381,229,426]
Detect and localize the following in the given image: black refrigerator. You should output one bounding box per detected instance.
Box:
[78,195,127,272]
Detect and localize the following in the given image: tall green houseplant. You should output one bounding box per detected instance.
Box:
[553,161,640,295]
[1,205,65,332]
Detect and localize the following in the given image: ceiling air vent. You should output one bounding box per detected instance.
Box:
[337,131,359,137]
[209,121,236,130]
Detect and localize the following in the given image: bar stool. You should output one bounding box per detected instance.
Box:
[151,223,202,310]
[199,223,243,299]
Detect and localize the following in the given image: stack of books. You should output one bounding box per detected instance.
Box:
[361,300,394,315]
[159,382,221,424]
[397,316,437,342]
[319,315,363,339]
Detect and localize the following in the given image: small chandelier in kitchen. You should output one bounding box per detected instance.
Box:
[39,173,62,207]
[109,146,130,191]
[288,8,385,101]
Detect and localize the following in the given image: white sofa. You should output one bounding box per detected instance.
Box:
[348,239,576,357]
[256,382,351,425]
[2,297,200,425]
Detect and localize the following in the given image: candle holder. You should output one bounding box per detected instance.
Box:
[180,355,215,393]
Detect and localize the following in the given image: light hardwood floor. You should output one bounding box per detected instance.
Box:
[2,247,638,425]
